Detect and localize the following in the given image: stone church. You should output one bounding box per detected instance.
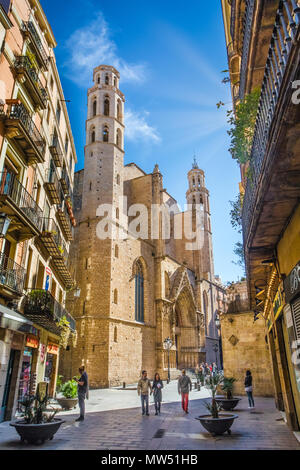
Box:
[60,65,226,388]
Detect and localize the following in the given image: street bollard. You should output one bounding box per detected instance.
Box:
[123,382,126,389]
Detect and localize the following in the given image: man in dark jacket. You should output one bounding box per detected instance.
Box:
[178,369,192,413]
[74,365,88,421]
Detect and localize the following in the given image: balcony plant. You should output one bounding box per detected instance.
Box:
[10,391,64,444]
[215,377,241,411]
[56,315,71,349]
[195,372,238,436]
[56,378,78,410]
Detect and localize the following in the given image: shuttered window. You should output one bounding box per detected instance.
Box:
[291,297,300,341]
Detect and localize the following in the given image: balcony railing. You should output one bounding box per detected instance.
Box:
[0,252,26,295]
[49,134,63,167]
[0,102,45,163]
[44,168,61,205]
[21,21,48,69]
[14,56,48,108]
[40,217,67,258]
[239,0,255,100]
[0,172,43,232]
[242,0,300,245]
[60,168,70,196]
[24,289,76,335]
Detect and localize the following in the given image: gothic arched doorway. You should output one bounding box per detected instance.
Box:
[174,287,197,370]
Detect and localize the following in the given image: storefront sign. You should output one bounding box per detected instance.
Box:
[284,260,300,303]
[26,335,39,349]
[273,287,284,320]
[40,343,46,362]
[47,342,59,355]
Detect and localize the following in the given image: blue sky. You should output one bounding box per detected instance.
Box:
[42,0,244,284]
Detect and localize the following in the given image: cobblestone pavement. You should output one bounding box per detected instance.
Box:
[0,394,299,450]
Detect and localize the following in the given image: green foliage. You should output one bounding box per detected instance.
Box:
[20,393,59,424]
[227,88,261,165]
[229,193,243,233]
[221,377,237,399]
[204,372,224,419]
[233,241,246,274]
[61,379,78,399]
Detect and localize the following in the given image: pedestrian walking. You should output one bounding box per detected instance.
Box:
[212,362,217,376]
[245,370,255,409]
[137,370,152,416]
[152,373,164,415]
[178,369,192,414]
[74,365,89,422]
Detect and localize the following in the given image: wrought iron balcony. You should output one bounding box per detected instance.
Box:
[44,168,61,205]
[24,289,76,335]
[0,252,26,297]
[21,21,49,70]
[0,171,43,240]
[13,56,48,109]
[239,0,255,100]
[60,168,70,196]
[39,218,73,289]
[0,101,45,164]
[49,134,63,167]
[242,0,300,248]
[57,202,73,242]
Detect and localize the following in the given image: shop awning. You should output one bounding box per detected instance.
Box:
[0,305,37,335]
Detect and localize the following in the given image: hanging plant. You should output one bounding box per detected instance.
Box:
[56,315,71,349]
[227,87,261,165]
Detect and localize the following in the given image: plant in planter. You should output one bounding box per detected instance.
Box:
[10,391,64,444]
[215,376,241,411]
[56,378,79,410]
[56,315,71,349]
[195,372,238,436]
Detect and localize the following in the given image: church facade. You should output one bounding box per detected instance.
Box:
[60,65,226,388]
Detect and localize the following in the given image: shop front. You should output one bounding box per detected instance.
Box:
[283,261,300,428]
[16,333,39,410]
[0,306,36,422]
[44,340,59,397]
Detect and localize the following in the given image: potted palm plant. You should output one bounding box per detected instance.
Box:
[195,372,238,436]
[56,378,78,410]
[10,389,64,444]
[216,377,241,411]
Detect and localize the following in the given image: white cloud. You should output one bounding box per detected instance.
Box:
[125,109,161,143]
[64,12,146,86]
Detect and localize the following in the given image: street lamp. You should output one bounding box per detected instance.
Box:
[164,336,172,384]
[213,343,218,367]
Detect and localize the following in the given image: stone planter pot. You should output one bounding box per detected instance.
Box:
[215,396,241,411]
[196,414,238,436]
[56,397,78,410]
[10,419,64,444]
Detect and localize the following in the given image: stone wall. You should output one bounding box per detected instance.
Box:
[220,311,274,397]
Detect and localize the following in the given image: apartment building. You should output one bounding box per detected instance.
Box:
[222,0,300,431]
[0,0,77,422]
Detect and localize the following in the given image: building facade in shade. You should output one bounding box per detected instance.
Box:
[0,0,77,422]
[221,280,274,397]
[222,0,300,430]
[59,65,226,388]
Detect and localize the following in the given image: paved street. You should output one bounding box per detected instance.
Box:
[0,381,299,450]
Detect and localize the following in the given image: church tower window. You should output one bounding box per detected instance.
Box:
[93,99,97,117]
[117,100,122,121]
[104,97,110,116]
[105,74,109,85]
[103,125,109,142]
[135,260,144,323]
[91,127,96,143]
